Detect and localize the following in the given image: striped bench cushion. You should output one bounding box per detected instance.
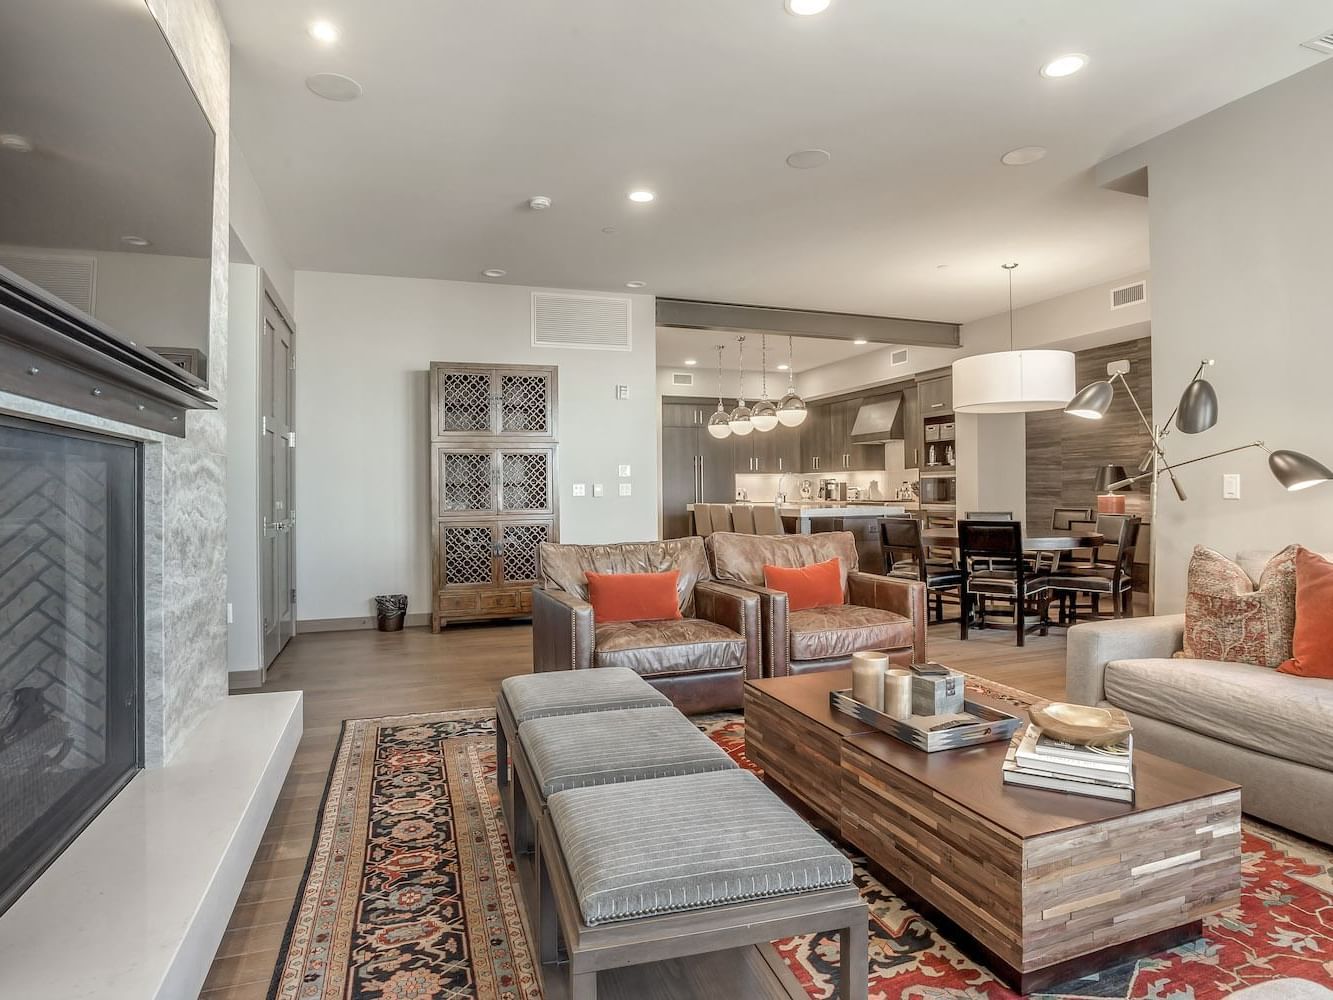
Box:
[548,770,853,926]
[519,707,735,798]
[500,667,670,724]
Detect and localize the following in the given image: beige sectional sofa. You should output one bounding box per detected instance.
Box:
[1066,553,1333,844]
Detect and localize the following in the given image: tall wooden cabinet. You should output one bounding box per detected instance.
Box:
[429,363,558,630]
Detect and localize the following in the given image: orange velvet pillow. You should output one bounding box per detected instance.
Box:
[1279,548,1333,678]
[764,558,844,612]
[585,571,681,624]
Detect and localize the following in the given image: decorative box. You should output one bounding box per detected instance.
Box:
[912,670,965,716]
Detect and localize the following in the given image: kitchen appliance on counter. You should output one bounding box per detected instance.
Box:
[819,479,849,501]
[919,476,956,505]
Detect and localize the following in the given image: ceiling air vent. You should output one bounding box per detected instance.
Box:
[890,348,909,367]
[531,292,631,351]
[671,372,694,386]
[1110,280,1147,310]
[1301,30,1333,55]
[0,251,97,315]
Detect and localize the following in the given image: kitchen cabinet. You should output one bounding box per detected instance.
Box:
[901,384,922,470]
[663,401,712,428]
[800,403,830,472]
[734,426,801,474]
[801,398,886,472]
[918,373,953,416]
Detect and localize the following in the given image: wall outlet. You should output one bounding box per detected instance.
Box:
[618,482,632,496]
[1223,473,1241,500]
[226,602,233,624]
[615,384,630,400]
[572,483,586,497]
[593,483,605,498]
[618,464,631,478]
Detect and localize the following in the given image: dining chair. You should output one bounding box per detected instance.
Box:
[957,520,1052,647]
[1048,515,1141,622]
[1052,507,1094,531]
[880,516,961,624]
[729,504,757,534]
[751,505,786,536]
[963,512,1016,571]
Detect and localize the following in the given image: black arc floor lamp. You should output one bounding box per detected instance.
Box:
[1065,358,1332,610]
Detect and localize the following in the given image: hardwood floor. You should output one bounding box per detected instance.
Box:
[199,618,1072,998]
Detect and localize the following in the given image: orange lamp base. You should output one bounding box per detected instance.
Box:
[1096,494,1127,514]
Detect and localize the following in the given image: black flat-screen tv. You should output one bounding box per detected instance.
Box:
[0,0,216,388]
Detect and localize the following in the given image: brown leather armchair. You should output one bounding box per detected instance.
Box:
[707,531,926,678]
[531,537,761,714]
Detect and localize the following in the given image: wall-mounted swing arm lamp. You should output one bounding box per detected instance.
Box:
[1104,441,1333,495]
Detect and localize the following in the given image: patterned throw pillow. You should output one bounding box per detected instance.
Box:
[1181,544,1298,668]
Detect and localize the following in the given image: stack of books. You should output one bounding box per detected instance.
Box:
[1002,724,1134,802]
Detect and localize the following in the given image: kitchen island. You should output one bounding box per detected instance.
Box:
[685,503,906,571]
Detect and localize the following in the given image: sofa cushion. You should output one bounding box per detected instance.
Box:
[1104,656,1333,771]
[519,707,736,798]
[1280,548,1333,679]
[539,538,710,617]
[501,667,671,724]
[709,531,858,591]
[594,618,745,676]
[586,570,681,624]
[1182,545,1297,668]
[788,604,913,662]
[764,557,843,612]
[547,769,853,925]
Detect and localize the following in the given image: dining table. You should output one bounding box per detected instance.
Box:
[921,525,1105,552]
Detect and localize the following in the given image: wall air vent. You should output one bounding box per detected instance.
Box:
[531,292,631,350]
[671,372,694,386]
[1110,280,1148,310]
[0,252,97,315]
[890,348,909,367]
[1301,30,1333,55]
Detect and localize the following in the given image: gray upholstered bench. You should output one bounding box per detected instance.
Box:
[536,769,868,1000]
[496,668,671,848]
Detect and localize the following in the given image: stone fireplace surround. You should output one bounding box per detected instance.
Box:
[0,0,302,996]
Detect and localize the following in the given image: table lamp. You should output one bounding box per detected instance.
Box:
[1093,464,1130,514]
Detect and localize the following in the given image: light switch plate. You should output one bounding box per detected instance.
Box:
[615,384,630,400]
[618,464,631,478]
[572,483,586,497]
[593,483,605,498]
[1223,473,1241,500]
[618,482,632,496]
[226,602,234,625]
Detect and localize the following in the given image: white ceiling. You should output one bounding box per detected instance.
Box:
[656,329,869,376]
[221,0,1331,322]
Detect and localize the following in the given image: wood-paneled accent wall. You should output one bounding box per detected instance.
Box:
[1026,338,1153,529]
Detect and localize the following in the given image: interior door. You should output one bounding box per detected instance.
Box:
[260,292,296,668]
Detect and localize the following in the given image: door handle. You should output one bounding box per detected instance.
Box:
[699,455,705,500]
[931,402,945,409]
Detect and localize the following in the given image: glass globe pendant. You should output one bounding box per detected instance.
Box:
[751,335,779,432]
[706,345,732,439]
[729,335,754,435]
[776,335,808,427]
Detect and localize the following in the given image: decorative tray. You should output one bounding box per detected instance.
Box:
[830,689,1023,753]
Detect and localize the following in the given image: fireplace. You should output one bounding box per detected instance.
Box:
[0,415,142,916]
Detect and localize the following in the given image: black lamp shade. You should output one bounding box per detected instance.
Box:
[1064,380,1114,419]
[1269,450,1333,492]
[1176,379,1219,434]
[1094,464,1130,492]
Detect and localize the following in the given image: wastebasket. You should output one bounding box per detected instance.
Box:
[375,594,408,632]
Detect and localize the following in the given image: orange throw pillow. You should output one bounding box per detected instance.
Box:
[764,558,844,612]
[585,571,681,624]
[1279,548,1333,678]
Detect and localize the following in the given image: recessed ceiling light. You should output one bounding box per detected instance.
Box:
[785,0,831,15]
[684,358,698,366]
[305,73,363,101]
[0,133,34,153]
[120,235,151,247]
[786,148,831,169]
[481,268,507,278]
[777,363,791,371]
[308,19,339,44]
[1040,54,1088,79]
[1001,145,1048,166]
[853,338,868,346]
[628,190,655,203]
[936,264,950,270]
[601,226,618,235]
[626,281,647,289]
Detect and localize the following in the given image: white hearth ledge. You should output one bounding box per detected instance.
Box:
[0,691,302,999]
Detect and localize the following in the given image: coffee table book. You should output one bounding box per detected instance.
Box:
[1002,732,1135,803]
[744,670,1242,995]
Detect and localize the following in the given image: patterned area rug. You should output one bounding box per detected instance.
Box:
[269,685,1333,1000]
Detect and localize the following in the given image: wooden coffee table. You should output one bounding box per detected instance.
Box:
[744,670,1242,995]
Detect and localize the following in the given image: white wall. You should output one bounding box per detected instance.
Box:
[229,144,295,311]
[1098,60,1333,610]
[292,271,658,621]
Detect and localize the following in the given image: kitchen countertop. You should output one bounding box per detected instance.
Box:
[688,502,912,516]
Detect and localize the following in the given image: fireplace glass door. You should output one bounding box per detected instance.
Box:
[0,417,142,915]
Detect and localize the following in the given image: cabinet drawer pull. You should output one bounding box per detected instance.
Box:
[931,402,945,409]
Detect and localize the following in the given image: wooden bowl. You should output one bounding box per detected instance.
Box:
[1029,701,1133,746]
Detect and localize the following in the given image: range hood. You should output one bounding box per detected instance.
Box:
[850,395,905,444]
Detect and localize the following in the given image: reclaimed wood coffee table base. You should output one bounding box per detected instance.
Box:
[744,672,1242,996]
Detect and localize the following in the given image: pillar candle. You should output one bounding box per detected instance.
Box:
[883,668,914,720]
[851,651,889,711]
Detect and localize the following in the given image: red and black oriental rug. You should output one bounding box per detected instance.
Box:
[268,683,1333,1000]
